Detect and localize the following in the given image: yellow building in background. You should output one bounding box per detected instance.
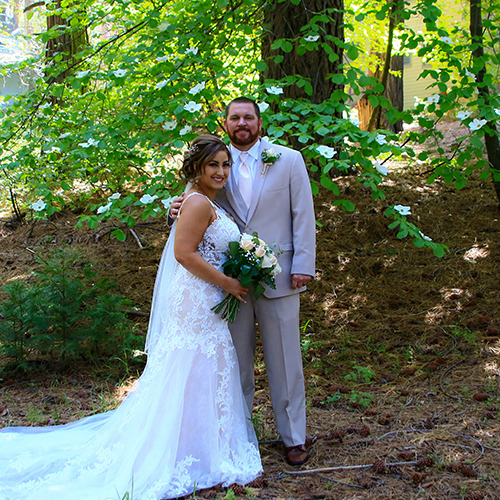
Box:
[402,1,466,110]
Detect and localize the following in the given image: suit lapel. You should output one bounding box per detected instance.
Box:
[226,157,249,223]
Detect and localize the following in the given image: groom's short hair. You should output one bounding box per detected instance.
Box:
[225,97,261,120]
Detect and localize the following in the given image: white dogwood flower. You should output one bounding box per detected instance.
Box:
[97,202,112,214]
[266,86,284,95]
[184,101,202,113]
[426,94,440,104]
[439,36,452,44]
[374,161,388,176]
[350,117,361,127]
[189,82,206,95]
[469,118,487,131]
[376,134,387,145]
[59,132,71,139]
[258,102,270,113]
[456,110,472,121]
[419,231,432,241]
[155,80,167,90]
[108,193,121,201]
[87,138,99,146]
[31,199,47,211]
[162,121,177,131]
[161,197,174,209]
[316,145,337,159]
[185,46,198,55]
[394,205,411,216]
[113,69,127,78]
[140,194,158,204]
[76,70,90,78]
[494,109,500,116]
[179,125,192,135]
[304,35,319,42]
[156,55,169,62]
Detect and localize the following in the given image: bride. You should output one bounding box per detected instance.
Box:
[0,135,262,500]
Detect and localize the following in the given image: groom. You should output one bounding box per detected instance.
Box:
[172,97,316,465]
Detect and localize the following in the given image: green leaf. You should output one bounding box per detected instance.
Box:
[274,55,284,64]
[282,40,293,53]
[433,246,445,258]
[256,61,267,71]
[330,74,345,84]
[112,229,127,241]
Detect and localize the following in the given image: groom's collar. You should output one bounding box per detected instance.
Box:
[230,139,261,161]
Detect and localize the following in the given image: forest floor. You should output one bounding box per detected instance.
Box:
[1,123,500,499]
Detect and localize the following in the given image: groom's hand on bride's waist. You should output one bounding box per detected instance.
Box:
[168,193,185,224]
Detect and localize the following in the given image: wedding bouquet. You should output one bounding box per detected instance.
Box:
[211,232,282,322]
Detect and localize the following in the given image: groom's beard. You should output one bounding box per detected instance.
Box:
[227,127,259,147]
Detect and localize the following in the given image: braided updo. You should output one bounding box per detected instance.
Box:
[181,135,232,181]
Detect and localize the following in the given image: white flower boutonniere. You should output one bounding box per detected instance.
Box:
[261,148,281,176]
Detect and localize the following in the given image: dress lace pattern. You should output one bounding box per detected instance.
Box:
[0,194,261,500]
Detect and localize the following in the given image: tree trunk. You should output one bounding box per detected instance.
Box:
[358,53,403,132]
[361,0,403,132]
[261,0,344,171]
[261,0,344,105]
[46,0,88,82]
[470,0,500,204]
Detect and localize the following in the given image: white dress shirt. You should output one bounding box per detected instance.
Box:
[230,140,261,185]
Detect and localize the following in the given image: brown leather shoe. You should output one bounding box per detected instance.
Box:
[285,444,309,466]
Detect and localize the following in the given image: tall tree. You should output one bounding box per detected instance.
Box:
[470,0,500,204]
[44,0,89,82]
[261,0,344,105]
[358,0,403,132]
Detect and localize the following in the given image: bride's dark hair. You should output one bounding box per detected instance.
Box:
[181,135,232,181]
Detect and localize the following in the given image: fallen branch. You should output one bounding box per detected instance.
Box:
[464,435,485,464]
[377,429,428,441]
[285,461,418,475]
[129,228,143,249]
[439,360,464,399]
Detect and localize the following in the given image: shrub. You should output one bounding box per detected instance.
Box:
[0,247,142,371]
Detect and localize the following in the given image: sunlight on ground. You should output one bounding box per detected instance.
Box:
[462,245,489,262]
[484,361,500,376]
[439,287,472,301]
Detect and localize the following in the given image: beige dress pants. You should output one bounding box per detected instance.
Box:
[229,293,306,447]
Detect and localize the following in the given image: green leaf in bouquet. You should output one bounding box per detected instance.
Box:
[240,274,252,288]
[229,241,240,255]
[252,283,265,299]
[240,265,252,275]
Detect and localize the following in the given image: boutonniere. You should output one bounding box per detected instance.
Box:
[261,148,281,176]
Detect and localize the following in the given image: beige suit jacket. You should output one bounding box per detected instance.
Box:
[216,139,316,299]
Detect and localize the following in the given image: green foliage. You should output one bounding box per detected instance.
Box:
[344,365,376,384]
[0,0,499,258]
[0,247,141,371]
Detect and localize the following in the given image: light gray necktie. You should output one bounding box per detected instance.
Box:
[238,151,252,207]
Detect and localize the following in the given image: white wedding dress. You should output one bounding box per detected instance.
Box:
[0,193,262,500]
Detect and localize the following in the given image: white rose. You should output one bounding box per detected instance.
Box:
[261,254,273,268]
[255,246,266,258]
[271,262,282,276]
[240,234,254,251]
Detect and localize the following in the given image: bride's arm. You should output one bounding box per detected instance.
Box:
[174,196,248,303]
